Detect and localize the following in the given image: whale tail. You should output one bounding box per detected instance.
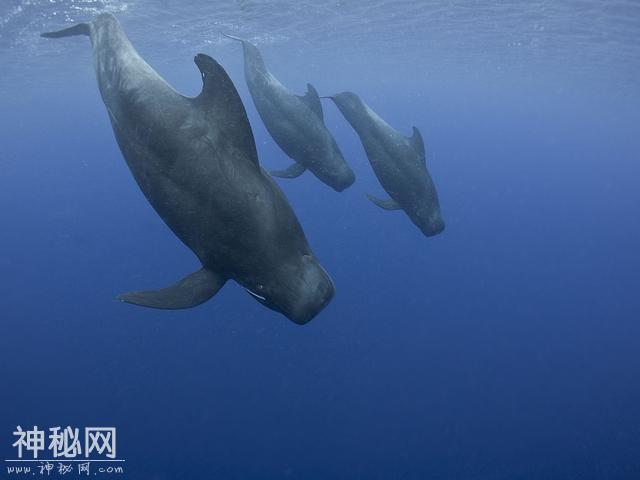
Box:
[41,22,90,38]
[220,30,244,43]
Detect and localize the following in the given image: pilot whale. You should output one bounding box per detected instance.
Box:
[41,13,335,324]
[221,32,355,192]
[324,92,445,237]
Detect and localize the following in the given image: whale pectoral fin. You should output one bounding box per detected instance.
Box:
[366,193,402,211]
[299,83,325,122]
[269,163,307,179]
[117,268,226,309]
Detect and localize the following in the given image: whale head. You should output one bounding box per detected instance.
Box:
[411,204,445,237]
[239,254,335,325]
[315,149,356,192]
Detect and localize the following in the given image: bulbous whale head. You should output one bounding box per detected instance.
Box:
[240,254,335,325]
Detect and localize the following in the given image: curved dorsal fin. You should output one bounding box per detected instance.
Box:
[410,126,425,154]
[409,126,426,165]
[299,83,324,122]
[192,53,259,169]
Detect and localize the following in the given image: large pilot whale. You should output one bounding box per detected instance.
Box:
[221,32,355,192]
[41,13,334,324]
[324,92,445,237]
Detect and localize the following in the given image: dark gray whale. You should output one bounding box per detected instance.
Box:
[221,32,355,192]
[42,13,334,324]
[325,92,445,237]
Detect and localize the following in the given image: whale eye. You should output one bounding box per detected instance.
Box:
[257,284,264,290]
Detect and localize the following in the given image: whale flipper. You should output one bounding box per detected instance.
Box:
[298,84,324,121]
[366,193,402,211]
[117,268,227,309]
[270,163,307,178]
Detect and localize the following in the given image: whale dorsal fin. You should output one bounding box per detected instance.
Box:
[409,126,426,165]
[299,83,324,122]
[192,53,259,169]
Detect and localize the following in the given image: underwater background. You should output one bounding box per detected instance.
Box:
[1,0,639,478]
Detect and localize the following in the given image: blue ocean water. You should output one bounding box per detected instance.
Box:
[1,0,639,479]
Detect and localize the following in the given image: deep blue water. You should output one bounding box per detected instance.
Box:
[1,1,640,479]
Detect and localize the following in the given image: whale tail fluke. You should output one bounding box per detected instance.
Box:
[41,22,90,38]
[220,30,244,42]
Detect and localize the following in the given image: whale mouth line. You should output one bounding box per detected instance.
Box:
[244,287,266,301]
